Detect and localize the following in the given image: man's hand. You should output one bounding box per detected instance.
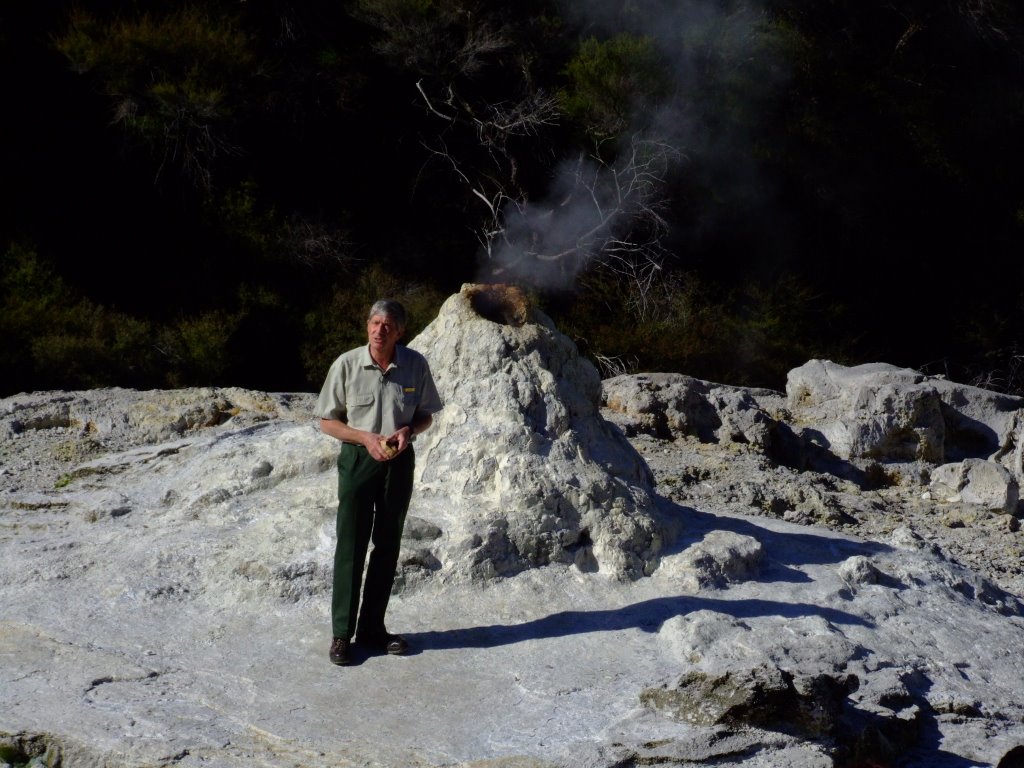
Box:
[365,432,396,461]
[377,435,399,460]
[319,418,418,462]
[367,426,410,461]
[376,426,412,460]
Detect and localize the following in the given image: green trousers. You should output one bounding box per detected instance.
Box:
[331,442,415,640]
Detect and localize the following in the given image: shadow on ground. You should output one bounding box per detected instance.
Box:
[406,593,872,653]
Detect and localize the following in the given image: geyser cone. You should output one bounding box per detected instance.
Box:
[408,283,665,581]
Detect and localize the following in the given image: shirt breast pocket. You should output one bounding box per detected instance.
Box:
[345,391,375,421]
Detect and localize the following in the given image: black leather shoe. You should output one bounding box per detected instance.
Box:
[358,632,408,655]
[329,637,351,665]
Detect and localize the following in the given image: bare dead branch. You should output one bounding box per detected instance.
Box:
[416,79,456,122]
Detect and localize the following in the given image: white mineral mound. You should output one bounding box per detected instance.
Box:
[409,283,666,581]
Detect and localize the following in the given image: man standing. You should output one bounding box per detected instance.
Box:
[316,299,442,666]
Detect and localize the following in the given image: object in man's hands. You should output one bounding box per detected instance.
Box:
[379,438,398,458]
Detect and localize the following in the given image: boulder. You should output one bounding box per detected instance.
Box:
[838,555,883,587]
[1003,415,1024,483]
[786,360,1024,471]
[786,360,945,462]
[928,458,1020,514]
[933,381,1023,464]
[655,531,763,590]
[601,372,783,447]
[640,663,851,740]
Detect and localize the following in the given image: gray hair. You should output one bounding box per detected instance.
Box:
[367,299,407,331]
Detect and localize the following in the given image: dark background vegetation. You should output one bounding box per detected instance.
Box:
[3,0,1023,396]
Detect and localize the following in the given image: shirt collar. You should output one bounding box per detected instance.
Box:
[360,343,404,371]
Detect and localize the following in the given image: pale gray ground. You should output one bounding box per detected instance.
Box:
[2,385,1024,768]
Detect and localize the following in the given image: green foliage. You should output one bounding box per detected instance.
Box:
[0,243,59,389]
[56,7,254,100]
[156,310,238,388]
[555,266,848,390]
[1,0,1021,395]
[0,243,283,393]
[560,34,671,141]
[54,6,255,187]
[213,181,279,257]
[353,0,513,78]
[211,181,353,269]
[0,243,155,391]
[30,306,152,390]
[702,15,810,138]
[724,275,850,387]
[557,267,728,378]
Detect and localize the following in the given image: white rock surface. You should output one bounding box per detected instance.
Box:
[408,285,665,581]
[785,359,1024,471]
[3,298,1024,767]
[786,360,947,462]
[600,372,785,447]
[930,458,1020,513]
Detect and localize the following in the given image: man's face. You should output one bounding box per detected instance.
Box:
[366,313,403,355]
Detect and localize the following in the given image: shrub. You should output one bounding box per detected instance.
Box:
[560,34,671,142]
[552,264,847,389]
[54,6,255,188]
[156,311,240,388]
[0,243,156,393]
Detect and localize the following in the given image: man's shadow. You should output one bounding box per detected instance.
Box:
[403,593,873,655]
[401,496,893,656]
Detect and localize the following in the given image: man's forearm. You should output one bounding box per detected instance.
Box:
[408,412,433,437]
[320,414,431,443]
[319,418,371,446]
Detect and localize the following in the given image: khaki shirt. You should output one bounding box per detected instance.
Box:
[315,344,442,436]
